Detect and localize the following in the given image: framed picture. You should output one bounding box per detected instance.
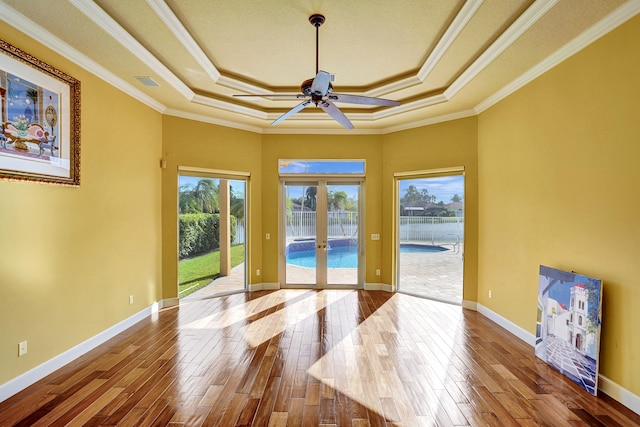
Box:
[0,39,80,185]
[536,265,603,395]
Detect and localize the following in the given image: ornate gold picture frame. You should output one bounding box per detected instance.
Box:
[0,39,80,185]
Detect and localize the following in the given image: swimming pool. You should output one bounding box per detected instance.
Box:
[287,245,358,268]
[399,243,448,253]
[286,243,447,268]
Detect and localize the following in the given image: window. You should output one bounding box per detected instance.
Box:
[279,159,365,176]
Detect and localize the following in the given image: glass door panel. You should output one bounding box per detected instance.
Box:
[327,184,359,285]
[397,175,464,304]
[178,174,246,299]
[285,184,318,285]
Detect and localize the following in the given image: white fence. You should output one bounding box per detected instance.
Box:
[234,219,245,244]
[284,211,463,243]
[399,216,463,244]
[286,211,358,238]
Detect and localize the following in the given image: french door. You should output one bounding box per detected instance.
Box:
[282,181,362,287]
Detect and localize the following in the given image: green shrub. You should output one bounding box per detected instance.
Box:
[179,213,237,259]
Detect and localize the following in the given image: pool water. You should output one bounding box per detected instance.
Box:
[286,243,447,268]
[287,246,358,269]
[399,243,448,253]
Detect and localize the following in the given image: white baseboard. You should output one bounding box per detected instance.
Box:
[364,282,394,292]
[462,300,477,310]
[248,282,280,291]
[477,303,536,346]
[160,297,179,308]
[599,375,640,415]
[0,303,158,403]
[477,304,640,415]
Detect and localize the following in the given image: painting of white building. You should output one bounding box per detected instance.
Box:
[535,265,603,395]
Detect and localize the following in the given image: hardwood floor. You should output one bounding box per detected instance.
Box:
[1,290,638,426]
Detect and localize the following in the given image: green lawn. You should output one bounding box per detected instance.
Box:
[178,244,245,297]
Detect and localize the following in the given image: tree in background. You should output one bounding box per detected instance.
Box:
[327,190,348,210]
[230,185,245,220]
[305,186,317,210]
[179,179,219,214]
[402,185,423,203]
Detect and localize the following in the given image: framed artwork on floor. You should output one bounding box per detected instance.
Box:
[536,265,603,395]
[0,39,80,185]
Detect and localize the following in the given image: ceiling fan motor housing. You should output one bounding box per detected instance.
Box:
[309,14,325,27]
[301,78,333,103]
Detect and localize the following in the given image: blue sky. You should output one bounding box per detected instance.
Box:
[179,166,464,204]
[279,160,365,175]
[279,161,463,203]
[399,175,464,203]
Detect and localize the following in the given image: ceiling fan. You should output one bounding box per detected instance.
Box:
[234,14,400,129]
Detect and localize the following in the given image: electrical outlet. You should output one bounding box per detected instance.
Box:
[375,269,381,276]
[18,341,27,357]
[256,269,261,276]
[488,290,492,299]
[129,295,134,304]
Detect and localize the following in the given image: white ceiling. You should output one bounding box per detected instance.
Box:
[1,0,638,134]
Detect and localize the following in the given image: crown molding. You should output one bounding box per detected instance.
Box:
[383,110,478,134]
[475,0,640,115]
[191,95,268,120]
[447,0,558,99]
[70,0,194,100]
[164,108,263,134]
[0,1,167,114]
[261,126,384,135]
[417,0,484,82]
[145,0,220,83]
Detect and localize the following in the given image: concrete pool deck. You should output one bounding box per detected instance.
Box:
[184,245,463,305]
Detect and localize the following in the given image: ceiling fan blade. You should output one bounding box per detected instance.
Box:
[319,100,354,130]
[272,100,312,126]
[311,71,331,96]
[233,94,304,100]
[329,93,400,106]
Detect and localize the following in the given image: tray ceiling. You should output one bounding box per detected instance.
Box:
[0,0,638,134]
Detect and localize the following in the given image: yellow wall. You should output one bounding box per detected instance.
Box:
[0,30,163,384]
[161,116,262,296]
[477,15,640,395]
[383,118,478,300]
